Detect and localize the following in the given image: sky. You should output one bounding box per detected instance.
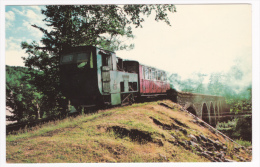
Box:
[4,4,253,86]
[5,5,47,66]
[116,5,252,83]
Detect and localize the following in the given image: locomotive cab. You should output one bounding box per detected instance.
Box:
[60,46,100,107]
[60,46,139,108]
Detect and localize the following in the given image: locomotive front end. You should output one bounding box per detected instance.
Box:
[60,46,101,107]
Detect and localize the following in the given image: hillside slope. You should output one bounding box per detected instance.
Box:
[6,100,251,163]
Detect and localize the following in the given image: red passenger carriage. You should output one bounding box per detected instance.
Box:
[138,64,170,96]
[122,60,170,98]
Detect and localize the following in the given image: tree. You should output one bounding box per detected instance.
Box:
[6,66,44,122]
[181,79,195,92]
[21,5,176,115]
[207,73,224,96]
[187,72,207,94]
[168,73,182,90]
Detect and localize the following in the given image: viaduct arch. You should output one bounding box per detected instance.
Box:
[176,92,229,127]
[202,103,209,124]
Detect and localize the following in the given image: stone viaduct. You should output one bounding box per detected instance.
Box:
[175,92,229,127]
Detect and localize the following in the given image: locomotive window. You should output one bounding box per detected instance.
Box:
[102,54,112,68]
[129,82,133,91]
[62,54,73,63]
[126,65,137,73]
[133,82,137,91]
[129,82,137,91]
[103,56,108,66]
[120,82,125,92]
[117,58,123,71]
[77,53,89,62]
[76,52,94,69]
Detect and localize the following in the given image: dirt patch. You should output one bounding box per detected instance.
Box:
[40,129,65,137]
[170,117,189,128]
[159,102,174,109]
[149,117,172,130]
[149,117,188,136]
[107,126,153,144]
[100,142,128,157]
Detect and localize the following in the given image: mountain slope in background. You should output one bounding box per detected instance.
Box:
[6,100,252,163]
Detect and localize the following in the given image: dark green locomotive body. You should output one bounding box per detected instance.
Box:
[60,46,139,107]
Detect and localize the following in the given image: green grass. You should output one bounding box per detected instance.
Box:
[235,139,252,147]
[6,111,113,142]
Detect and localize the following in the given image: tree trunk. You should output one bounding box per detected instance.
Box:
[37,103,40,119]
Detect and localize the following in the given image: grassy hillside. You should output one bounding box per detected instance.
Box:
[6,100,251,163]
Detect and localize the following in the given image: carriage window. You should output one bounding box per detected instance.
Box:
[149,68,152,80]
[155,71,158,80]
[161,72,164,81]
[161,72,166,81]
[145,67,149,80]
[151,69,155,80]
[158,71,161,80]
[142,67,145,79]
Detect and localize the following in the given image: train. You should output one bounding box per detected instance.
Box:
[60,45,171,108]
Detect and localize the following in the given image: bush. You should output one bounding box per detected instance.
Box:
[217,116,252,142]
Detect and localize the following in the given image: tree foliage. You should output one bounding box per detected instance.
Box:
[216,115,252,142]
[168,72,207,94]
[168,70,252,114]
[6,66,43,122]
[207,72,224,96]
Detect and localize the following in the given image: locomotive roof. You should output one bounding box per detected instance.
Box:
[61,45,116,54]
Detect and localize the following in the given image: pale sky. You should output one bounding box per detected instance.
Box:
[117,5,252,82]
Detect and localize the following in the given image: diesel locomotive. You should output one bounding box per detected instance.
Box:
[60,45,170,108]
